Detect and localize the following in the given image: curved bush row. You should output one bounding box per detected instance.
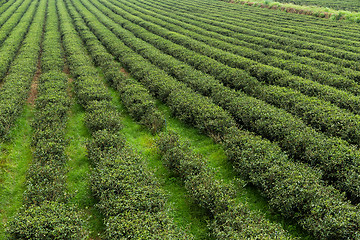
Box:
[0,0,39,139]
[67,7,293,238]
[71,1,360,237]
[57,0,189,238]
[68,2,291,238]
[137,0,360,44]
[79,0,360,201]
[163,0,360,58]
[69,2,295,234]
[157,131,292,239]
[179,0,360,40]
[0,0,27,45]
[73,0,236,138]
[118,0,360,91]
[0,0,38,81]
[0,0,17,20]
[100,0,360,117]
[148,0,360,72]
[157,0,360,39]
[0,0,16,16]
[97,0,360,148]
[66,2,165,134]
[7,0,88,238]
[141,1,360,83]
[118,1,360,83]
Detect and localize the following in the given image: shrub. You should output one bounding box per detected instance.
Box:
[7,201,88,239]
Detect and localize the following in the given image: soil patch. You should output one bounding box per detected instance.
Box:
[27,59,41,106]
[120,67,130,78]
[63,63,70,75]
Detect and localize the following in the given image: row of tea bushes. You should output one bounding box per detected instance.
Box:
[66,0,165,134]
[0,0,38,139]
[0,0,36,80]
[57,0,190,238]
[7,0,87,238]
[127,0,360,82]
[99,0,360,147]
[157,131,293,239]
[70,3,299,238]
[115,0,360,95]
[0,0,30,46]
[74,0,360,237]
[81,0,360,203]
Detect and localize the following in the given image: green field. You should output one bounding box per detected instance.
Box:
[1,0,360,239]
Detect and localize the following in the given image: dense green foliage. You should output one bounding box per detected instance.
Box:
[66,3,298,238]
[68,0,360,238]
[57,0,190,237]
[7,202,86,239]
[104,0,360,143]
[67,3,165,134]
[0,0,31,46]
[80,0,360,203]
[0,0,38,139]
[7,0,88,238]
[2,0,360,238]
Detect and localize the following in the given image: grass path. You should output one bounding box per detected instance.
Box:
[0,106,33,239]
[65,79,104,239]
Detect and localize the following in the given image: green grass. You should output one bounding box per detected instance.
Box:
[65,99,104,239]
[0,106,33,239]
